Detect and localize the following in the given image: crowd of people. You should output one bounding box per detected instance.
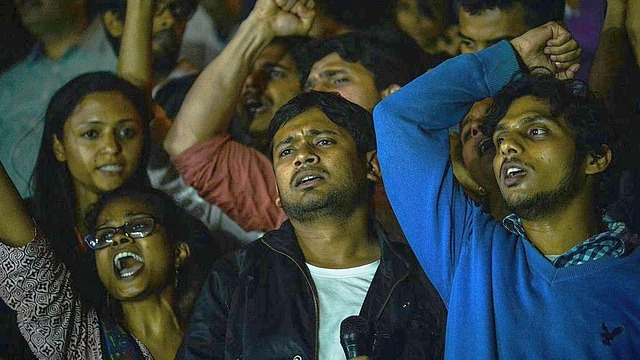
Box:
[1,0,639,359]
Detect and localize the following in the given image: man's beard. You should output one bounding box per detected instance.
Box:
[280,180,370,223]
[152,29,181,76]
[505,157,582,221]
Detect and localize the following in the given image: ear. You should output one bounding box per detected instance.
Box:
[103,10,124,38]
[585,145,612,175]
[174,242,191,268]
[52,135,67,162]
[275,185,282,208]
[366,150,381,182]
[380,84,401,99]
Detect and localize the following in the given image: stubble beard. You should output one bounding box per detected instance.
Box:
[505,159,582,221]
[152,29,181,76]
[281,181,370,223]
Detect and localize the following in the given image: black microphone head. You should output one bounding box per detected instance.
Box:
[340,315,371,359]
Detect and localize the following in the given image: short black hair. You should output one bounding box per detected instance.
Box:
[483,70,619,210]
[454,0,564,28]
[299,31,435,92]
[268,91,376,158]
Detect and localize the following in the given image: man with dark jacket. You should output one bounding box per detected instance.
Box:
[177,91,446,359]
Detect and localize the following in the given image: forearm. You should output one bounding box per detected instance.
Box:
[374,42,520,292]
[0,161,35,247]
[164,13,275,157]
[628,0,640,67]
[118,0,154,94]
[589,1,628,100]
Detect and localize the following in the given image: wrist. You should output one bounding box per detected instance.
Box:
[604,4,627,26]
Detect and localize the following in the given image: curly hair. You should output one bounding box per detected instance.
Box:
[482,70,620,210]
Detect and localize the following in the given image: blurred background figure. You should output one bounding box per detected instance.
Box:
[0,0,117,199]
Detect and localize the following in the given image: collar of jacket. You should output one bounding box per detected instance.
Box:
[260,220,413,320]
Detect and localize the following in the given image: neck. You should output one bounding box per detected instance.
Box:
[291,206,381,269]
[520,191,601,255]
[40,20,87,60]
[120,286,183,359]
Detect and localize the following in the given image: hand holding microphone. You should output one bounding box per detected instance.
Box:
[340,315,371,359]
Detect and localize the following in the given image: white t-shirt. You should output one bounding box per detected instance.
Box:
[307,260,380,360]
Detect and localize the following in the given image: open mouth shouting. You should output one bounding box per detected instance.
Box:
[242,89,272,120]
[478,138,494,156]
[500,161,528,187]
[113,251,145,279]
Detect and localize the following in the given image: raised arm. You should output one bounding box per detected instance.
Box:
[0,160,104,358]
[164,0,315,157]
[627,0,640,66]
[0,161,35,246]
[117,0,154,95]
[373,22,580,293]
[589,0,629,102]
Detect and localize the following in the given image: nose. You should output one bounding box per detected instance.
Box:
[110,233,132,247]
[294,146,319,168]
[154,6,176,30]
[101,131,122,154]
[498,134,522,156]
[243,71,265,92]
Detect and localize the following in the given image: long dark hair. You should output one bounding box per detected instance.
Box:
[30,71,152,307]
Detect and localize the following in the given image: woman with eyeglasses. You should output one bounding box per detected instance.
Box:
[0,154,213,358]
[28,71,153,308]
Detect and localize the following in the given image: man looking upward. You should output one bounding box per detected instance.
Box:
[178,91,446,359]
[375,22,640,358]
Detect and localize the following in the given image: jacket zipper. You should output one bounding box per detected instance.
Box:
[375,267,409,320]
[263,240,320,360]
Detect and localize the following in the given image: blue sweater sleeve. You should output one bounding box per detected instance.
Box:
[373,41,520,303]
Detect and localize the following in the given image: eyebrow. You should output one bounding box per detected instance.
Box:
[275,129,339,149]
[494,115,554,133]
[96,212,150,227]
[76,118,138,126]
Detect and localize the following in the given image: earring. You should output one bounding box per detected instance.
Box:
[174,264,180,288]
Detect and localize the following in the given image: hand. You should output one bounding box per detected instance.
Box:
[449,132,487,203]
[251,0,316,37]
[510,21,582,80]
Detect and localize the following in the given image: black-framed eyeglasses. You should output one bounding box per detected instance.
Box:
[84,215,161,251]
[153,1,196,20]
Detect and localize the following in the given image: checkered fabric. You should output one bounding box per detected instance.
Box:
[502,213,631,268]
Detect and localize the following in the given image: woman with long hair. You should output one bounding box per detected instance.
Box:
[0,162,214,358]
[30,71,153,306]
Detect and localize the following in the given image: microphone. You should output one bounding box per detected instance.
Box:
[340,315,371,359]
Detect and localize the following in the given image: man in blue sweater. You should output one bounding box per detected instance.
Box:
[374,22,640,358]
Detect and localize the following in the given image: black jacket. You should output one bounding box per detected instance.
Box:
[178,221,446,359]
